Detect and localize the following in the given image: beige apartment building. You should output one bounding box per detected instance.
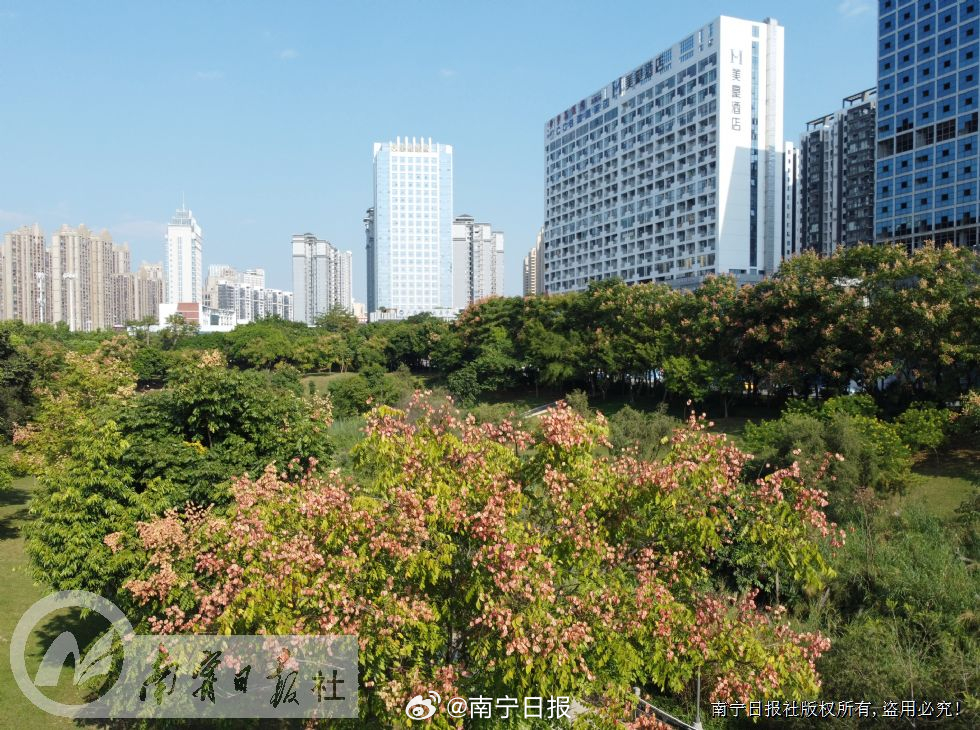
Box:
[0,223,48,323]
[1,223,164,330]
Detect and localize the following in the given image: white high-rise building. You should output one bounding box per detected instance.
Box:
[165,205,202,304]
[783,141,802,259]
[523,227,545,296]
[544,16,785,292]
[207,264,293,324]
[368,138,454,320]
[242,268,265,288]
[452,214,504,309]
[291,234,353,325]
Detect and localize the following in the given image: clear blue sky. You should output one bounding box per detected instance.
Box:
[0,0,877,299]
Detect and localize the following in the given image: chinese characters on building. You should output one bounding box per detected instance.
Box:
[731,49,743,131]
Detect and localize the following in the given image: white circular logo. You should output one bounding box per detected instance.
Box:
[9,590,135,718]
[405,690,441,720]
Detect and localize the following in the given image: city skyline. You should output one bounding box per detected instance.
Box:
[0,1,879,299]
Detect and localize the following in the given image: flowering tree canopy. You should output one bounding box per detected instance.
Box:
[124,394,842,726]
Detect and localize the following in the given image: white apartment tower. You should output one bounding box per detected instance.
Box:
[368,138,454,320]
[523,227,545,296]
[452,214,504,309]
[165,205,203,304]
[291,233,353,325]
[544,16,785,291]
[783,141,802,259]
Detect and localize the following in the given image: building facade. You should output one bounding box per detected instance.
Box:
[544,16,785,293]
[782,142,802,259]
[207,264,294,324]
[368,138,454,320]
[0,223,47,324]
[291,233,352,325]
[795,89,878,256]
[165,205,203,304]
[875,0,980,249]
[50,224,132,330]
[134,262,165,323]
[452,214,504,309]
[1,223,155,329]
[523,227,545,295]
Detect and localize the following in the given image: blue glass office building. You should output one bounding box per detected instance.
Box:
[875,0,980,248]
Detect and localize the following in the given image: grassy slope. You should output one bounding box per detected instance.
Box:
[0,476,91,730]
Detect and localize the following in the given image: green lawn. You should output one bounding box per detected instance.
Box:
[0,475,95,729]
[902,446,979,518]
[301,371,358,394]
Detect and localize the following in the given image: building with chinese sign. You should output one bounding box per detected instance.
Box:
[543,16,785,292]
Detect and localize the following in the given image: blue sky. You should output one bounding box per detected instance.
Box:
[0,0,877,299]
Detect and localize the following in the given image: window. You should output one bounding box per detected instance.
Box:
[937,119,957,140]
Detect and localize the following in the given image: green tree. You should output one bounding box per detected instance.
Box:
[16,344,140,597]
[18,346,334,605]
[125,398,841,726]
[315,305,359,334]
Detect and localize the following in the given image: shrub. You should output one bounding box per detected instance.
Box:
[564,388,592,416]
[894,403,951,454]
[0,450,11,491]
[816,507,979,711]
[955,389,980,444]
[468,402,521,424]
[608,404,680,461]
[822,393,878,418]
[744,405,913,521]
[327,375,374,418]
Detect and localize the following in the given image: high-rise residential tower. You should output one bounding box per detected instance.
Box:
[783,142,802,259]
[0,224,47,324]
[368,138,454,320]
[291,233,353,325]
[544,16,785,292]
[134,262,165,322]
[796,89,878,256]
[452,214,504,309]
[875,0,980,249]
[165,205,203,304]
[523,227,545,295]
[50,224,131,330]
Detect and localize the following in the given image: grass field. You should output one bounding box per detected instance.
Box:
[301,371,358,394]
[0,475,93,729]
[901,446,979,518]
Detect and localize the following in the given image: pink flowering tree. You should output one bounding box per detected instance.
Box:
[121,394,842,727]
